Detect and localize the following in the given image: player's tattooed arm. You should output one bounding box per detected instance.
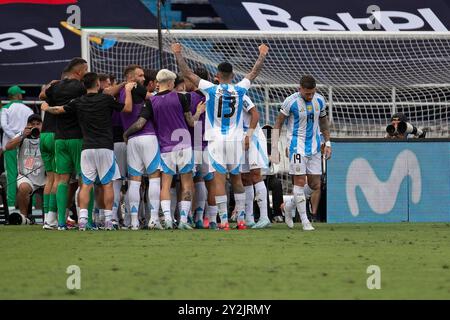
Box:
[245,44,269,82]
[319,116,330,142]
[171,43,201,87]
[319,116,332,159]
[123,117,147,143]
[44,106,66,115]
[184,101,206,127]
[270,112,286,164]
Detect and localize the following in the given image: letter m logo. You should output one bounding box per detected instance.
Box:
[346,150,422,216]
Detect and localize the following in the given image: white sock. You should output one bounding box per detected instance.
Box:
[255,181,268,221]
[169,187,177,220]
[304,184,313,200]
[104,209,112,223]
[178,201,191,224]
[48,211,57,224]
[112,180,122,222]
[161,200,172,222]
[284,196,296,217]
[293,185,310,224]
[128,180,141,227]
[206,205,218,224]
[99,209,105,224]
[244,185,255,224]
[79,208,88,223]
[131,214,139,228]
[234,192,246,222]
[148,178,161,223]
[194,182,207,222]
[216,195,228,224]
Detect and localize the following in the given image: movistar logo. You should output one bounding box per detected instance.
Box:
[346,150,421,216]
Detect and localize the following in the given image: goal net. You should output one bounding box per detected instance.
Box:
[82,29,450,191]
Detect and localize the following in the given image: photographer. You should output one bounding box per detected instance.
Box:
[5,114,45,225]
[385,113,427,139]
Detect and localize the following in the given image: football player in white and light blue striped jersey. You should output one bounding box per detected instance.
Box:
[272,75,332,231]
[172,42,269,230]
[281,91,326,158]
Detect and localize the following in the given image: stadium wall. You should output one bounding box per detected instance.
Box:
[327,139,450,223]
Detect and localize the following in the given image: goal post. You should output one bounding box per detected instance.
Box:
[81,29,450,193]
[81,28,450,139]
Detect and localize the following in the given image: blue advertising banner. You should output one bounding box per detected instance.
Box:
[210,0,450,31]
[0,0,157,85]
[327,141,450,223]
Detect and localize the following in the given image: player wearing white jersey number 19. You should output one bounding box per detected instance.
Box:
[172,41,269,231]
[271,75,332,231]
[240,95,270,229]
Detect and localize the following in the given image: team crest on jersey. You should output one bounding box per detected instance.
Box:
[307,105,313,111]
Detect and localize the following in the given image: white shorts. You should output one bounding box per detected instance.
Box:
[127,135,160,177]
[17,175,43,193]
[288,151,322,176]
[241,132,269,174]
[81,148,121,185]
[160,147,194,176]
[208,139,244,175]
[114,142,127,179]
[193,149,213,181]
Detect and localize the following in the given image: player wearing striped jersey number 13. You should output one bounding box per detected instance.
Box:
[172,42,269,230]
[271,75,331,231]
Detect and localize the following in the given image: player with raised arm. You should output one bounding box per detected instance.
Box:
[123,69,205,230]
[171,42,269,230]
[240,95,270,229]
[119,65,159,231]
[43,73,133,230]
[271,75,331,231]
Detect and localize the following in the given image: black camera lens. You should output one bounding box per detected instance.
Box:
[397,121,408,134]
[386,124,396,136]
[30,127,40,139]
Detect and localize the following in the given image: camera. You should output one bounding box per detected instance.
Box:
[386,121,426,138]
[28,127,40,139]
[397,121,426,138]
[386,124,396,136]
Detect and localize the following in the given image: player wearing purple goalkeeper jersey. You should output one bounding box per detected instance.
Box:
[123,69,205,230]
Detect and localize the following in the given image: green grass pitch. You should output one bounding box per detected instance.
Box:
[1,223,449,299]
